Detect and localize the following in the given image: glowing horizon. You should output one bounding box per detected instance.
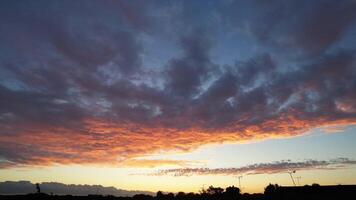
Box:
[2,126,356,193]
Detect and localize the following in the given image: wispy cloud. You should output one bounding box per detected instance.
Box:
[120,159,202,168]
[151,158,356,176]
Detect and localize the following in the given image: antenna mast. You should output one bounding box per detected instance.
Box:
[237,175,243,189]
[287,170,296,186]
[295,176,301,186]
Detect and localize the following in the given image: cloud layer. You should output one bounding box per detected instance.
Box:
[0,0,356,168]
[152,158,356,176]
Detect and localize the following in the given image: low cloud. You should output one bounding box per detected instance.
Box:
[0,181,154,196]
[152,158,356,176]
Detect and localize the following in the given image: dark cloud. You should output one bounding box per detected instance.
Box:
[222,0,356,56]
[165,31,215,98]
[153,158,356,176]
[0,0,143,76]
[0,0,355,168]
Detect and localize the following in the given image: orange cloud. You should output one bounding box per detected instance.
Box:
[1,115,355,168]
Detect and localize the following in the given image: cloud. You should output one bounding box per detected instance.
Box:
[0,1,355,168]
[152,158,356,176]
[120,159,202,168]
[165,31,215,98]
[0,181,154,196]
[222,0,356,56]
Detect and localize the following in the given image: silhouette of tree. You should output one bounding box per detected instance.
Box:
[5,183,356,200]
[264,183,279,200]
[183,192,197,200]
[176,192,188,200]
[156,191,164,200]
[133,194,154,200]
[207,186,224,196]
[176,192,186,197]
[167,192,174,200]
[312,183,320,187]
[223,186,240,200]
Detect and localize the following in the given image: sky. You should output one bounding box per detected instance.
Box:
[0,0,356,194]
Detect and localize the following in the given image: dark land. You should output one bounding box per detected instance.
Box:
[1,184,356,200]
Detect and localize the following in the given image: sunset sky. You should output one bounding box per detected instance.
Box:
[1,0,356,194]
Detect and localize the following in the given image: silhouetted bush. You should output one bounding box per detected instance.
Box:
[223,186,240,200]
